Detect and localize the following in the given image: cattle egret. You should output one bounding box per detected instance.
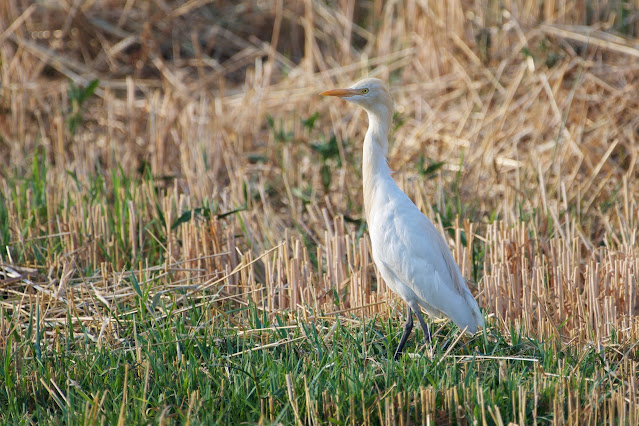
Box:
[321,78,484,359]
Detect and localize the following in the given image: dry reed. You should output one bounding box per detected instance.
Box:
[1,0,638,421]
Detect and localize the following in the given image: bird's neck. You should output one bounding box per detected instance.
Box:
[362,110,392,222]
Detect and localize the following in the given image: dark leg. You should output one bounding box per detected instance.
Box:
[393,308,413,360]
[413,309,431,344]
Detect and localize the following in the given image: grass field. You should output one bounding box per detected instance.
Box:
[1,0,639,424]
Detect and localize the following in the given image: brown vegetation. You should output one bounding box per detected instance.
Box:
[1,0,638,421]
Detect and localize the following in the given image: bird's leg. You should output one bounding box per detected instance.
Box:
[413,309,432,344]
[393,308,413,360]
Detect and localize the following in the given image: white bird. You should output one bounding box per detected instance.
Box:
[321,78,484,359]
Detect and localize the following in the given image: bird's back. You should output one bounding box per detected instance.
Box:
[368,175,484,333]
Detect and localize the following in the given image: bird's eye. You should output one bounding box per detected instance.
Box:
[361,88,369,94]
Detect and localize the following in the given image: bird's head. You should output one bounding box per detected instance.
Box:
[320,78,392,119]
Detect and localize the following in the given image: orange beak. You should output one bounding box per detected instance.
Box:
[320,88,360,98]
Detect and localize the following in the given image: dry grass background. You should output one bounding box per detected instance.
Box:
[1,0,639,423]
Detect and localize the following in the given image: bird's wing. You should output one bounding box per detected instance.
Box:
[372,192,483,331]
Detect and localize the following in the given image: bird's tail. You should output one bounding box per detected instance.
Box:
[462,288,484,333]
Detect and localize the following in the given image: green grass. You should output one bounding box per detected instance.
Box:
[2,295,634,424]
[2,1,639,423]
[1,159,637,424]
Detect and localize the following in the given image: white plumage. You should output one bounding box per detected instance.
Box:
[321,78,484,359]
